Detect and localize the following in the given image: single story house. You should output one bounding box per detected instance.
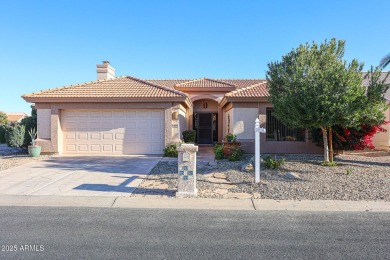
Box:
[22,62,388,155]
[5,112,28,123]
[370,73,390,151]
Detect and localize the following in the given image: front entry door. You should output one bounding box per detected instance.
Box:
[197,113,213,144]
[194,113,218,144]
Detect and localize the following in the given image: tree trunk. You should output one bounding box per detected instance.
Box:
[328,127,334,163]
[321,126,329,162]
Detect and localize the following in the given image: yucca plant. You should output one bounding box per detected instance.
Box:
[28,128,37,146]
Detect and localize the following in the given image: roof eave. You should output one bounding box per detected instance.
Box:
[22,97,188,103]
[225,97,269,103]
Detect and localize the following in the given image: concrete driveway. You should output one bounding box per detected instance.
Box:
[0,156,162,196]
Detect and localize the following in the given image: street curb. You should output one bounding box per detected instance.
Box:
[0,195,389,212]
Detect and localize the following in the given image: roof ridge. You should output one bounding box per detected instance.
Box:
[205,78,238,88]
[126,76,188,97]
[175,78,204,87]
[225,81,267,97]
[22,76,128,98]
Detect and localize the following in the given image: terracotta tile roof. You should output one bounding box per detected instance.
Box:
[225,81,268,98]
[217,79,264,89]
[147,79,191,89]
[362,72,390,101]
[23,76,187,99]
[5,112,28,122]
[147,79,264,89]
[175,78,238,88]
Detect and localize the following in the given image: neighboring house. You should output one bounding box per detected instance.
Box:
[367,72,390,151]
[5,112,28,123]
[22,62,388,155]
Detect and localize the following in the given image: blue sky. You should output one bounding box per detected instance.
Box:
[1,0,389,114]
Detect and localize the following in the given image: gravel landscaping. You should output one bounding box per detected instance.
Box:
[134,151,390,201]
[0,144,51,172]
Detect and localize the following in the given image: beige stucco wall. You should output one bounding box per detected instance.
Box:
[232,108,258,139]
[37,109,51,139]
[34,102,176,154]
[230,102,322,154]
[179,108,187,139]
[193,99,218,113]
[372,105,390,150]
[224,107,233,137]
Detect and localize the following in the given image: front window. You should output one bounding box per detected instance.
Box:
[266,108,305,141]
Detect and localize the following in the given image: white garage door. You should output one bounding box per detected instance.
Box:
[61,109,164,155]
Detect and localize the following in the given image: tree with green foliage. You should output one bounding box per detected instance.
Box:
[0,111,8,125]
[266,39,389,162]
[21,109,37,147]
[4,123,25,148]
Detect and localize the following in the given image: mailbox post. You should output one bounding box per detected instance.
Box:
[254,118,266,183]
[176,143,198,198]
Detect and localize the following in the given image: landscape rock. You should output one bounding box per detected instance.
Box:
[241,163,254,172]
[213,173,227,179]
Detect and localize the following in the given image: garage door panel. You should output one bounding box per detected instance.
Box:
[126,122,136,129]
[65,132,76,140]
[78,133,88,140]
[62,109,164,155]
[90,144,101,152]
[151,111,163,118]
[137,122,149,129]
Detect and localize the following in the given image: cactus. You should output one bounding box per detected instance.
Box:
[28,128,37,146]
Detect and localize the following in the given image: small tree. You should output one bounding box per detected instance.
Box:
[4,123,25,148]
[0,111,8,125]
[0,125,6,143]
[21,109,37,147]
[267,39,389,162]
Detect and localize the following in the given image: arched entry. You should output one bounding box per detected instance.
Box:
[192,99,218,144]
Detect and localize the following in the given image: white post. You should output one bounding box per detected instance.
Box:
[255,119,260,183]
[254,118,266,183]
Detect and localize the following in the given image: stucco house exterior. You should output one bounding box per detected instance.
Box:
[5,112,28,123]
[370,73,390,151]
[22,62,388,155]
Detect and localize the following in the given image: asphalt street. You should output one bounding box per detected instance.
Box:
[0,206,389,259]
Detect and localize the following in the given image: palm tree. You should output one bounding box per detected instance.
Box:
[379,54,390,69]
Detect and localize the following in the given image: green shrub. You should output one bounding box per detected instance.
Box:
[163,143,179,157]
[213,143,225,160]
[0,125,6,143]
[321,161,337,167]
[263,155,285,169]
[4,123,25,148]
[182,130,196,143]
[20,111,37,147]
[228,148,244,161]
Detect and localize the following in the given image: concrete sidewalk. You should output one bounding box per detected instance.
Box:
[0,195,389,212]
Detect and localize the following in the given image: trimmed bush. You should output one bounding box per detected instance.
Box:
[163,143,179,157]
[4,123,25,148]
[182,130,196,143]
[228,147,244,161]
[213,143,224,160]
[0,125,6,143]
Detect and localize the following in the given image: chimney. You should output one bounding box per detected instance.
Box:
[96,61,115,80]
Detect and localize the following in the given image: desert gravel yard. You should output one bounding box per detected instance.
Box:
[133,151,390,201]
[0,144,50,171]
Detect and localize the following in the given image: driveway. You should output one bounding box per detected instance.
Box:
[0,156,162,196]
